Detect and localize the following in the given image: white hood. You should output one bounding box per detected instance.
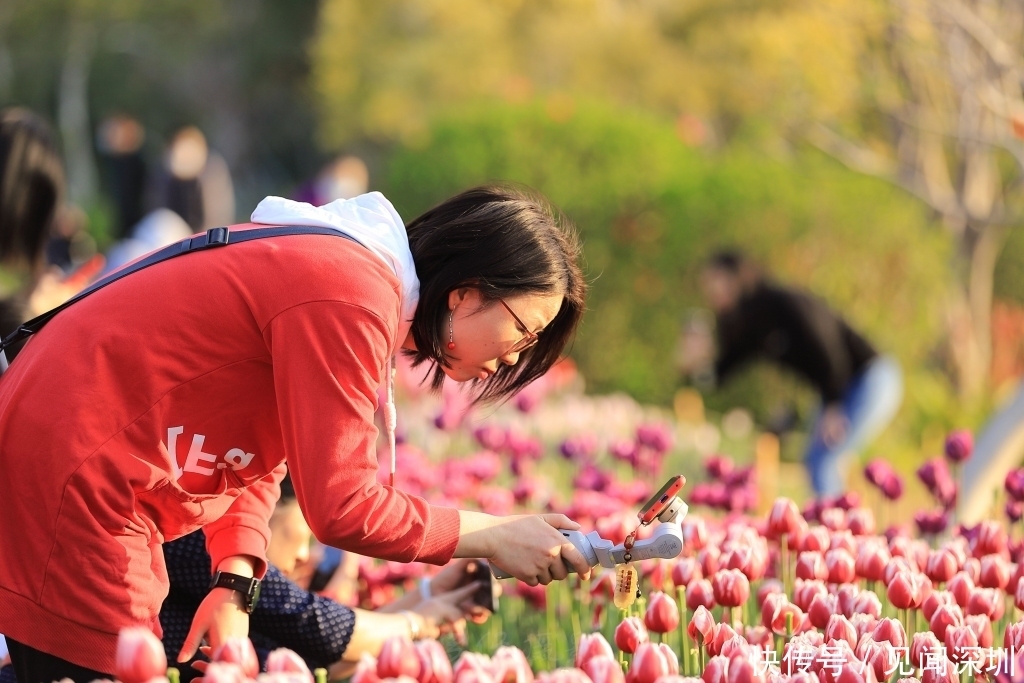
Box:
[250,192,419,349]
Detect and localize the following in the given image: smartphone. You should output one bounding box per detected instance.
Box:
[458,559,499,613]
[637,475,686,525]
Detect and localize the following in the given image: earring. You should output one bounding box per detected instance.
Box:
[447,310,456,350]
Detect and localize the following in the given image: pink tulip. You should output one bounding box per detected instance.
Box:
[699,547,721,577]
[712,569,750,608]
[974,520,1009,557]
[916,458,957,509]
[920,659,957,683]
[627,643,678,683]
[266,648,314,677]
[909,631,941,668]
[922,590,956,622]
[887,571,924,610]
[861,639,898,682]
[682,518,709,552]
[852,590,882,619]
[944,625,980,665]
[807,592,839,629]
[577,634,615,669]
[819,508,847,532]
[847,509,876,536]
[686,579,716,611]
[1004,621,1024,651]
[850,614,879,640]
[535,670,593,683]
[967,587,1003,619]
[591,573,615,602]
[792,579,828,612]
[702,657,729,683]
[688,605,716,645]
[825,550,856,584]
[795,552,828,582]
[800,528,830,553]
[928,602,963,642]
[454,652,495,683]
[378,637,422,680]
[743,626,772,651]
[724,652,765,683]
[644,591,680,634]
[979,554,1010,589]
[883,557,916,585]
[417,640,454,683]
[835,585,860,619]
[825,614,857,645]
[721,545,768,582]
[871,618,907,649]
[962,557,981,583]
[491,646,533,683]
[615,617,649,654]
[767,597,804,636]
[855,543,890,583]
[201,662,249,683]
[354,654,384,683]
[756,579,783,607]
[768,498,802,539]
[584,657,624,683]
[114,627,167,683]
[1007,469,1024,502]
[964,614,993,649]
[944,430,973,463]
[671,558,702,587]
[706,624,739,658]
[947,571,974,608]
[925,549,959,584]
[760,593,787,629]
[209,638,259,679]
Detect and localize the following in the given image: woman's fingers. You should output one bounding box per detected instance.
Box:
[541,513,580,531]
[560,539,592,579]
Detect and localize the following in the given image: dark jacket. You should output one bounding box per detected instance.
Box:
[714,282,877,404]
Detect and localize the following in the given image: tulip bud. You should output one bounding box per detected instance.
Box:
[701,656,729,683]
[115,627,167,683]
[921,658,957,683]
[947,572,974,609]
[862,639,898,682]
[686,579,716,611]
[967,587,1003,620]
[800,528,830,553]
[927,602,963,642]
[979,554,1010,589]
[852,591,882,619]
[706,624,739,658]
[925,549,959,584]
[944,625,980,666]
[825,614,857,645]
[944,430,973,464]
[378,637,421,680]
[910,631,941,669]
[768,498,802,539]
[644,591,680,634]
[201,662,249,683]
[627,643,677,683]
[584,656,624,683]
[724,652,766,683]
[795,553,828,582]
[417,640,455,683]
[210,638,259,679]
[807,593,839,629]
[768,599,804,636]
[712,569,750,608]
[492,646,533,683]
[887,572,924,610]
[577,634,615,670]
[699,547,721,577]
[964,614,993,649]
[354,654,384,683]
[671,558,702,588]
[792,579,828,612]
[854,543,890,583]
[824,549,856,585]
[847,509,876,536]
[535,669,593,683]
[1004,620,1024,652]
[688,605,716,645]
[615,617,649,654]
[454,652,494,683]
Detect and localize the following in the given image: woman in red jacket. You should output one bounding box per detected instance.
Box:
[0,184,590,682]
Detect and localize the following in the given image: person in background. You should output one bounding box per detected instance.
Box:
[159,477,490,682]
[96,114,147,240]
[157,126,235,232]
[678,250,903,497]
[295,155,371,206]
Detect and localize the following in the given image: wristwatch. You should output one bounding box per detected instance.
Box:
[209,571,261,614]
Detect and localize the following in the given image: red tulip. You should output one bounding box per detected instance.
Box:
[925,549,959,584]
[210,638,259,679]
[702,656,729,683]
[871,618,907,649]
[686,579,716,611]
[1004,621,1024,651]
[807,592,839,629]
[627,643,678,683]
[577,634,615,669]
[792,579,828,612]
[417,640,454,683]
[944,625,980,665]
[583,656,624,683]
[644,591,680,634]
[964,614,993,649]
[491,646,533,683]
[378,637,422,680]
[712,569,750,608]
[967,587,1003,620]
[825,614,857,645]
[689,605,716,645]
[947,571,974,608]
[768,498,802,539]
[699,547,721,577]
[974,521,1009,557]
[979,554,1010,589]
[706,624,739,658]
[854,544,890,583]
[591,573,615,601]
[114,627,167,683]
[795,552,827,582]
[887,571,924,610]
[671,558,702,587]
[921,591,955,622]
[825,549,856,584]
[836,585,860,619]
[910,631,941,669]
[682,518,709,552]
[962,557,981,583]
[928,603,964,642]
[615,617,649,654]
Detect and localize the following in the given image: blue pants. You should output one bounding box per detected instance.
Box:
[804,355,903,497]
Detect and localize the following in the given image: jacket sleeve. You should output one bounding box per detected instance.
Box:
[264,300,460,565]
[203,463,286,578]
[777,292,853,404]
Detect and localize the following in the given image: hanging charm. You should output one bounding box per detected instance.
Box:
[447,310,456,350]
[614,563,639,610]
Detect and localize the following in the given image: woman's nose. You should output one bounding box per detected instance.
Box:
[499,350,521,366]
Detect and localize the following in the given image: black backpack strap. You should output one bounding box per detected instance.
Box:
[0,225,358,367]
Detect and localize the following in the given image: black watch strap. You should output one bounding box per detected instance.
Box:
[209,571,261,614]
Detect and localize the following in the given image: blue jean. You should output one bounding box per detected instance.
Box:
[804,355,903,497]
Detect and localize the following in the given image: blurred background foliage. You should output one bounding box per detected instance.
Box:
[2,0,1022,475]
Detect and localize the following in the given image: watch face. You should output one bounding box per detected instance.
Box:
[249,579,261,613]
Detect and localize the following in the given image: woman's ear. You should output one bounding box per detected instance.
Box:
[447,286,480,311]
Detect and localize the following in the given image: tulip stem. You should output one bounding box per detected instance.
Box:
[679,589,689,677]
[167,668,180,683]
[315,668,328,683]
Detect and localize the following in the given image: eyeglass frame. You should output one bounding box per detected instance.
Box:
[499,299,540,354]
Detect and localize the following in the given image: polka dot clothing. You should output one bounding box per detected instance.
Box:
[161,531,355,682]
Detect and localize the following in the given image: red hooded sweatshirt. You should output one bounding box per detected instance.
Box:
[0,225,461,672]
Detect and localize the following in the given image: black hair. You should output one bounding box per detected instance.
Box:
[0,108,65,268]
[405,184,586,404]
[705,249,763,293]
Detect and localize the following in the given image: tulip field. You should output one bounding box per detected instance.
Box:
[117,360,1024,683]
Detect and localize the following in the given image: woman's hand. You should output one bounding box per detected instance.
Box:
[414,582,484,645]
[177,587,249,663]
[458,512,591,585]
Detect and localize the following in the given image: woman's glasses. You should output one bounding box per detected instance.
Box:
[499,299,540,354]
